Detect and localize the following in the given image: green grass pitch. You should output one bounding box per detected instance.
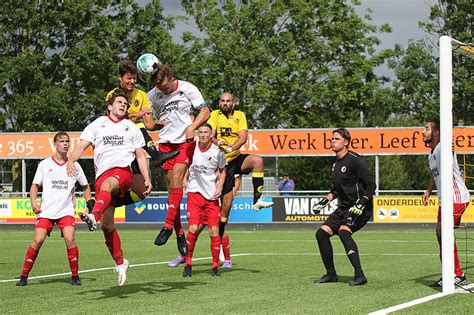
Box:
[1,226,473,314]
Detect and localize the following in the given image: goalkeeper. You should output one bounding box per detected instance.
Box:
[313,128,376,286]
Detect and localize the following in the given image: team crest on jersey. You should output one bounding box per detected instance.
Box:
[180,92,184,96]
[48,168,53,172]
[234,118,239,123]
[125,127,129,132]
[341,166,347,172]
[101,125,105,128]
[133,99,139,107]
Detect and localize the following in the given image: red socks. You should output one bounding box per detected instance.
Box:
[454,243,463,276]
[93,190,112,221]
[67,246,79,277]
[164,188,183,234]
[105,229,124,265]
[185,231,198,266]
[222,234,231,260]
[211,235,221,268]
[21,246,39,277]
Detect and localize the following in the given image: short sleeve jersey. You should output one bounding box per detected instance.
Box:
[147,80,206,144]
[208,109,248,162]
[428,143,470,203]
[187,142,227,200]
[80,116,145,178]
[106,88,151,129]
[331,151,376,210]
[32,157,88,219]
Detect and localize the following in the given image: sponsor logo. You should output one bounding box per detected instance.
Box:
[389,208,399,219]
[341,166,346,172]
[377,208,387,220]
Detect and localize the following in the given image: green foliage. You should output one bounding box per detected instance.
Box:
[0,0,179,132]
[179,0,396,129]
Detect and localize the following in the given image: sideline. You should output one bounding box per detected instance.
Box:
[368,292,452,314]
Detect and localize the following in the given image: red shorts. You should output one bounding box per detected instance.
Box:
[437,202,469,227]
[159,141,196,171]
[95,167,133,196]
[35,216,75,236]
[186,192,221,227]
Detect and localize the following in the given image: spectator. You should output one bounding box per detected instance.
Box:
[278,175,295,196]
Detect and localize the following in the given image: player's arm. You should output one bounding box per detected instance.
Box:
[135,147,152,196]
[422,177,435,206]
[30,183,41,214]
[214,166,227,199]
[186,106,210,141]
[67,140,91,176]
[225,129,247,153]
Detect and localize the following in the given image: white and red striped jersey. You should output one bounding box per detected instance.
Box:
[80,116,145,178]
[429,143,470,203]
[187,142,226,200]
[33,157,88,219]
[148,80,206,144]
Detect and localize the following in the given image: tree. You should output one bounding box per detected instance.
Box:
[179,0,397,129]
[0,0,181,191]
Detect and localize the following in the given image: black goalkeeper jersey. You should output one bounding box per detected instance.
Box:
[330,150,376,210]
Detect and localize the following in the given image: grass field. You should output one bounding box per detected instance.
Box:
[1,225,474,314]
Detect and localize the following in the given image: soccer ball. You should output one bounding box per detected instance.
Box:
[137,53,161,75]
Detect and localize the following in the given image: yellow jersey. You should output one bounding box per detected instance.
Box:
[208,109,248,162]
[106,88,151,129]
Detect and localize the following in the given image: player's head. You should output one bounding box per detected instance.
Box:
[198,123,213,145]
[332,128,351,153]
[219,92,236,114]
[106,91,129,119]
[423,117,440,145]
[151,64,174,95]
[117,60,137,92]
[53,132,70,155]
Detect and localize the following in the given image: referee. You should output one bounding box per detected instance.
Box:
[313,128,376,286]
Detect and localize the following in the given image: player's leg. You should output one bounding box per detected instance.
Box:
[240,154,274,210]
[183,224,200,277]
[80,173,121,231]
[183,192,203,277]
[17,222,50,286]
[60,217,81,285]
[338,226,366,286]
[115,165,147,207]
[314,224,338,284]
[102,206,128,286]
[139,128,179,167]
[155,163,189,256]
[207,200,221,276]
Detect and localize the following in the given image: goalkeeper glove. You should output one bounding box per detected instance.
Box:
[349,197,369,216]
[86,199,95,214]
[313,198,329,214]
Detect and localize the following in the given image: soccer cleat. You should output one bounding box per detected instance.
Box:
[71,275,82,286]
[313,274,338,284]
[252,199,274,211]
[349,275,368,286]
[168,255,185,267]
[177,233,188,256]
[115,259,129,286]
[431,274,467,287]
[154,227,172,246]
[222,260,232,269]
[211,267,221,277]
[16,276,28,286]
[183,265,192,277]
[79,212,97,232]
[152,150,180,167]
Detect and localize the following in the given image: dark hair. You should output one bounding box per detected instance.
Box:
[151,64,173,85]
[106,91,129,114]
[427,117,440,132]
[199,123,213,131]
[53,131,69,143]
[118,60,137,77]
[333,128,351,144]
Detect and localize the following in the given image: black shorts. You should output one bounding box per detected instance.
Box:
[222,154,251,195]
[323,204,373,234]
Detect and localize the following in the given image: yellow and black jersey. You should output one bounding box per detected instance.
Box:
[106,88,151,128]
[208,109,248,162]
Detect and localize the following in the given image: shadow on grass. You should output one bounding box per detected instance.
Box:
[80,280,208,299]
[33,276,98,286]
[410,264,474,291]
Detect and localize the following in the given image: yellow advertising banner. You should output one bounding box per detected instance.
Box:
[374,196,474,223]
[0,198,125,223]
[1,127,473,158]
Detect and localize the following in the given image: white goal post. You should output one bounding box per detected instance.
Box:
[439,36,474,294]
